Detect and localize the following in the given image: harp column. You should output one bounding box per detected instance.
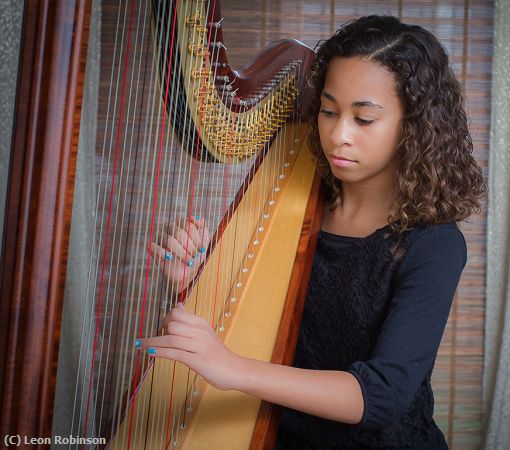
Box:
[0,0,92,442]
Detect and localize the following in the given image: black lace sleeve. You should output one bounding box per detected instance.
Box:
[346,223,467,431]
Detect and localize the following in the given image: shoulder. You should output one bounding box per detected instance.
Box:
[395,220,467,281]
[407,220,465,242]
[406,220,466,254]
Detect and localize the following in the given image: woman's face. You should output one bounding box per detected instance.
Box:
[318,57,403,185]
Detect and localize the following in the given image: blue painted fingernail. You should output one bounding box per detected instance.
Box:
[135,339,141,348]
[187,258,194,267]
[194,215,200,221]
[198,247,206,253]
[147,347,156,355]
[165,252,173,261]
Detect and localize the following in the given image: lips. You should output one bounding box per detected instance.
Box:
[329,154,358,168]
[331,155,356,162]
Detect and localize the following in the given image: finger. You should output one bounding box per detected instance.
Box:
[173,226,198,258]
[164,234,192,263]
[192,226,211,261]
[150,242,176,267]
[163,319,197,338]
[185,220,203,251]
[168,302,209,327]
[162,302,185,329]
[146,346,194,366]
[139,335,196,353]
[174,216,209,259]
[190,215,210,245]
[187,225,210,266]
[150,241,190,271]
[189,214,205,229]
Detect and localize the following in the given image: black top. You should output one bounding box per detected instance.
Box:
[275,221,467,450]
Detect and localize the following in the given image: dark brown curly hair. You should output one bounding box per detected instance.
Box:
[307,15,486,233]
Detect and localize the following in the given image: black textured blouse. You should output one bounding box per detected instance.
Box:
[275,220,467,450]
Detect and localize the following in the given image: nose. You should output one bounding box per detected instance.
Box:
[329,116,354,146]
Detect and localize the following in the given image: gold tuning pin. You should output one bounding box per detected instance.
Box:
[188,44,208,57]
[186,15,203,26]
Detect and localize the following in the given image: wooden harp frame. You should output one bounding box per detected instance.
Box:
[0,1,324,448]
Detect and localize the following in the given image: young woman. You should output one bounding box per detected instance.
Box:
[142,15,486,449]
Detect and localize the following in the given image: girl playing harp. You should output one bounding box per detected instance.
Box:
[140,15,485,449]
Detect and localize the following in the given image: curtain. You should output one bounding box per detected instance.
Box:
[483,0,510,448]
[0,0,23,247]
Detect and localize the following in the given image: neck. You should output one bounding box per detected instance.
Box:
[336,172,396,222]
[340,184,393,216]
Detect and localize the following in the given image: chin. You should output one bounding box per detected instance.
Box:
[329,166,347,181]
[330,166,359,183]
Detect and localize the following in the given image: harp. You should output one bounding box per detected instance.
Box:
[0,1,323,449]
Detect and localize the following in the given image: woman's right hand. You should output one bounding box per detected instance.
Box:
[150,215,211,293]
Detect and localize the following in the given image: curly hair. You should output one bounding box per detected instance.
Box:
[307,15,487,233]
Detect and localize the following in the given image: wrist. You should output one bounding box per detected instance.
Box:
[227,354,258,392]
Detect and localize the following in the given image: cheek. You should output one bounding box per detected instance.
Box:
[367,120,401,150]
[317,117,326,137]
[382,117,402,141]
[317,120,329,151]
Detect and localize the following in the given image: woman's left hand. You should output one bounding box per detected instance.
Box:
[137,303,245,391]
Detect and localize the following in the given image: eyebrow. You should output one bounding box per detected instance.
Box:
[321,90,384,109]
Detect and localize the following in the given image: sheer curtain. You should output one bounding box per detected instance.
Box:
[51,0,100,441]
[483,0,510,448]
[0,0,23,246]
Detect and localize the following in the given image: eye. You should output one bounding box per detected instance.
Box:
[356,117,374,125]
[319,108,336,117]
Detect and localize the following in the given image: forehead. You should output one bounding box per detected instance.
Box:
[323,57,399,104]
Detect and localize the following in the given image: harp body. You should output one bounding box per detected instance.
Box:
[0,1,322,449]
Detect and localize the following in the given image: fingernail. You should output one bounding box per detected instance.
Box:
[186,258,194,267]
[198,247,206,253]
[147,347,157,355]
[165,251,173,261]
[193,214,200,221]
[135,339,141,348]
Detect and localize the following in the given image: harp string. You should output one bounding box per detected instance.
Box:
[151,2,184,445]
[126,0,183,446]
[136,0,210,445]
[69,0,303,446]
[83,0,150,442]
[169,0,257,442]
[100,0,145,437]
[97,2,140,440]
[210,94,236,330]
[173,13,211,442]
[158,0,226,444]
[156,3,192,445]
[96,0,132,438]
[95,0,136,441]
[72,0,137,441]
[116,0,154,442]
[180,0,216,293]
[73,0,127,436]
[104,0,154,443]
[159,0,287,439]
[160,5,203,442]
[197,2,241,359]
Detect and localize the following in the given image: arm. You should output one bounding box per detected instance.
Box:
[140,303,364,425]
[233,355,364,424]
[346,222,467,429]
